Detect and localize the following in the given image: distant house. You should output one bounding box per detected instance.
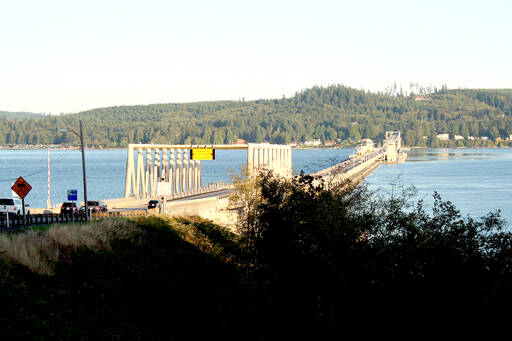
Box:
[506,135,512,141]
[324,140,336,146]
[436,133,450,141]
[304,139,322,146]
[481,136,489,140]
[414,96,429,101]
[454,135,464,140]
[231,138,246,145]
[467,136,475,140]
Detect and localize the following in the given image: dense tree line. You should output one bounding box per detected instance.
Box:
[1,86,512,147]
[233,171,512,338]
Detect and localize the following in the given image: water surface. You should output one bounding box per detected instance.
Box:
[0,148,509,227]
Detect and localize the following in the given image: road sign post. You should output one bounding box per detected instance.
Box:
[11,176,32,229]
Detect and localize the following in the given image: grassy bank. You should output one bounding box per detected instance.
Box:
[1,173,512,339]
[0,216,258,339]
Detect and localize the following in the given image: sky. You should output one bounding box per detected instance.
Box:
[1,0,511,114]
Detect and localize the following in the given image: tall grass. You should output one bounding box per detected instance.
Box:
[0,218,139,275]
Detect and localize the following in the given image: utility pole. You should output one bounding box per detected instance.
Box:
[80,121,88,221]
[60,120,88,221]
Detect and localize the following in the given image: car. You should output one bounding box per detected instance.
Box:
[60,202,78,216]
[148,200,160,209]
[0,198,30,216]
[13,198,30,215]
[80,200,108,213]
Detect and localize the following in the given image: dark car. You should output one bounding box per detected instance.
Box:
[148,200,160,209]
[80,200,108,213]
[60,202,78,215]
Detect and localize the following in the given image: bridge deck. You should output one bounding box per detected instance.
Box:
[312,149,385,180]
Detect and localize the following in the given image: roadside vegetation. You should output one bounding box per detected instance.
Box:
[0,172,511,339]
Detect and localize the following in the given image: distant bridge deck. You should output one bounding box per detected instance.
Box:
[311,149,384,180]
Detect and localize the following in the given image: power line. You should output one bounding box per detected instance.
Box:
[0,149,76,182]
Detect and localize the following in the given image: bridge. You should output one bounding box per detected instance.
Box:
[2,132,405,229]
[123,143,292,200]
[123,131,404,201]
[114,131,406,223]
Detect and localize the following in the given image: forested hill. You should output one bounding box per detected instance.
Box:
[1,85,512,148]
[0,111,42,120]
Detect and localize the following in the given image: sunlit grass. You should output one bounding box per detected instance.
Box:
[0,218,138,275]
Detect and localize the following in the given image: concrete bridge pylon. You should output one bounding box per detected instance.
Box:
[383,131,404,163]
[247,143,292,178]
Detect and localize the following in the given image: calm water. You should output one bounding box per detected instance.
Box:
[0,148,510,227]
[366,148,512,227]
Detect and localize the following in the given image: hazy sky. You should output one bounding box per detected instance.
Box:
[1,0,511,114]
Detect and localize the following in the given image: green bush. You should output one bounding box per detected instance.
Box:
[236,171,512,338]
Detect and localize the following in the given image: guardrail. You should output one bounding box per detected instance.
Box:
[0,210,149,231]
[0,213,88,229]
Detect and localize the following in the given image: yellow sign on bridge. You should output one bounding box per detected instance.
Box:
[190,148,215,160]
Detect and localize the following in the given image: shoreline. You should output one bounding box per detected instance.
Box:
[0,145,510,151]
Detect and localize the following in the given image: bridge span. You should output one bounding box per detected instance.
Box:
[14,133,403,229]
[104,131,406,223]
[311,131,407,184]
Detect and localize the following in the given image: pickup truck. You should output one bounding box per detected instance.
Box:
[0,198,30,216]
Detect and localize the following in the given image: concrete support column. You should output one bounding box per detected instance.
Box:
[144,149,151,198]
[261,147,268,168]
[183,150,190,193]
[193,160,199,190]
[258,146,265,172]
[288,147,292,177]
[277,147,283,176]
[155,149,160,181]
[136,148,144,199]
[270,146,277,172]
[253,146,259,175]
[189,153,194,191]
[170,149,176,195]
[176,150,182,193]
[124,145,134,198]
[162,149,168,182]
[197,160,201,188]
[151,149,158,197]
[247,144,254,175]
[190,157,195,191]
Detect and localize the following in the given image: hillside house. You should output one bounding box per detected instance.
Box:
[304,139,322,146]
[436,133,450,141]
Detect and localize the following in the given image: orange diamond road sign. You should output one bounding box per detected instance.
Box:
[11,176,32,199]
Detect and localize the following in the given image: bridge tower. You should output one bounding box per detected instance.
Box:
[124,143,292,199]
[383,131,403,162]
[247,143,292,178]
